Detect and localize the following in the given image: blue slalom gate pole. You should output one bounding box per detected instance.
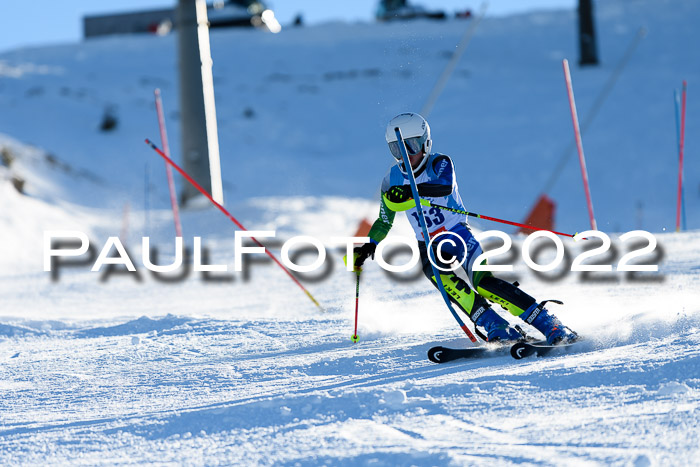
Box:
[674,89,687,231]
[394,127,478,343]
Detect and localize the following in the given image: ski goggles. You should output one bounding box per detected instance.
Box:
[388,134,427,160]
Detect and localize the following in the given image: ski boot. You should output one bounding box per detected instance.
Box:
[471,305,521,342]
[519,300,578,345]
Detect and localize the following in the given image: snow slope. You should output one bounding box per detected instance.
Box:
[0,0,698,232]
[1,222,700,465]
[1,313,700,466]
[1,0,700,465]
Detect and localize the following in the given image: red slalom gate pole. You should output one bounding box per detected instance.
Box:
[144,139,323,310]
[676,81,687,232]
[563,59,598,231]
[154,89,183,237]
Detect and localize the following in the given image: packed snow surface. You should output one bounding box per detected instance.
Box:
[1,0,699,465]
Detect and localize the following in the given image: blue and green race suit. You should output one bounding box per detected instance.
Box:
[367,153,538,320]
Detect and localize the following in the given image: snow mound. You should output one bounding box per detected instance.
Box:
[75,314,192,338]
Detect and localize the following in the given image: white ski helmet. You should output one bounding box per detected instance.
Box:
[385,112,432,173]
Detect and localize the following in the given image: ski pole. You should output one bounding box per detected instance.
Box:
[424,201,578,238]
[144,139,323,310]
[395,128,478,343]
[351,270,361,343]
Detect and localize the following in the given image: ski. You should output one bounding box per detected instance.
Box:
[427,344,508,363]
[510,340,579,360]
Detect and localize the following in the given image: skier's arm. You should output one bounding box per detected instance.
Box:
[367,195,396,244]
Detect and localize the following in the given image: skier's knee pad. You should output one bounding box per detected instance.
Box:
[475,276,536,316]
[426,269,487,317]
[421,242,489,317]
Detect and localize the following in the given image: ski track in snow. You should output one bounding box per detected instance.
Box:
[1,313,699,465]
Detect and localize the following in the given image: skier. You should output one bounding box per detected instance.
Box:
[350,112,577,344]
